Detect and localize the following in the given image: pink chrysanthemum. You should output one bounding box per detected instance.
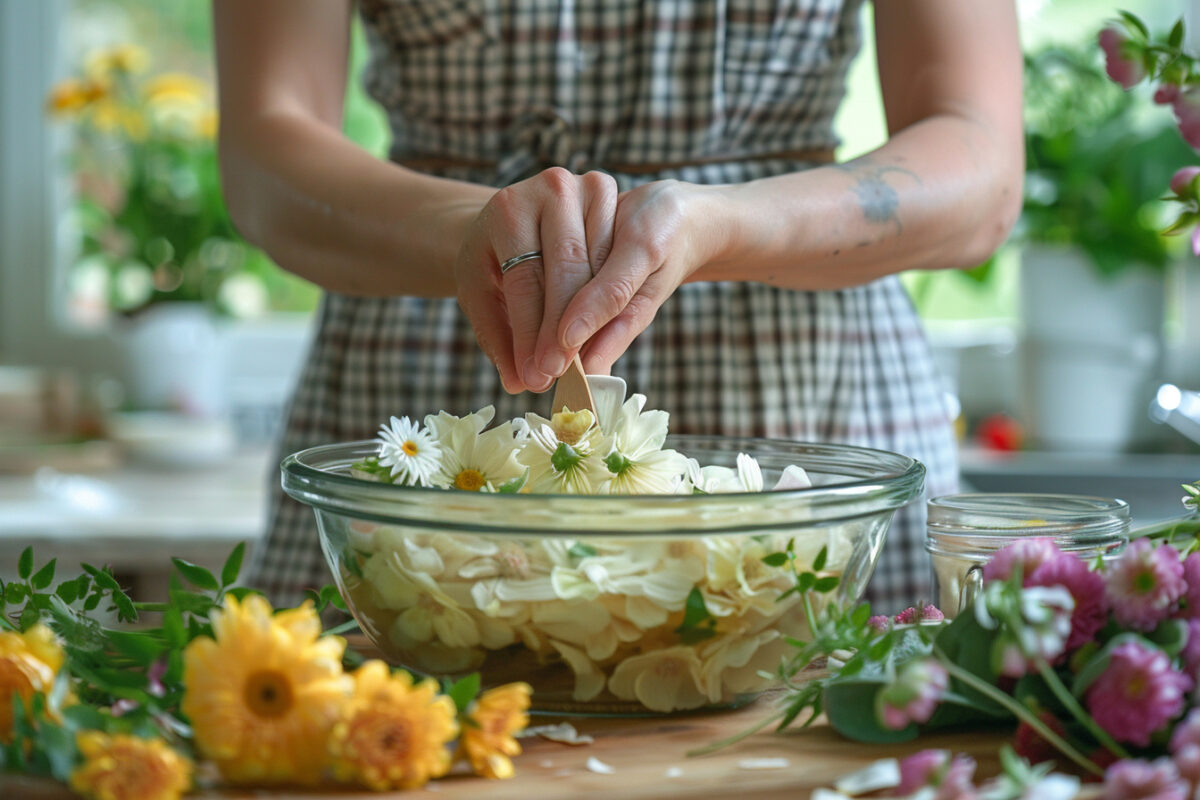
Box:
[1173,744,1200,796]
[1183,619,1200,684]
[896,750,977,799]
[1170,709,1200,755]
[893,605,945,625]
[1101,758,1188,800]
[982,538,1059,584]
[1105,540,1186,631]
[867,615,891,634]
[1087,641,1191,747]
[878,659,947,731]
[1181,553,1200,619]
[1027,551,1108,650]
[1098,26,1147,89]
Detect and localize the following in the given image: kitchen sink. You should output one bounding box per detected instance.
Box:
[958,449,1200,526]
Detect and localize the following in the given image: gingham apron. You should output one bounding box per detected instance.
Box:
[252,0,959,614]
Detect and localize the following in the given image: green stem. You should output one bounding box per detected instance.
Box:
[1034,658,1129,760]
[686,710,786,758]
[1128,516,1200,542]
[802,593,819,643]
[935,650,1102,777]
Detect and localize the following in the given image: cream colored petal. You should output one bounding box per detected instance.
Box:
[471,612,517,649]
[402,538,445,575]
[551,567,602,601]
[550,640,606,701]
[394,606,434,643]
[433,606,481,648]
[533,599,612,635]
[585,626,619,661]
[624,595,670,629]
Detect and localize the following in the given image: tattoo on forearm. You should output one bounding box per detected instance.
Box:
[834,159,921,235]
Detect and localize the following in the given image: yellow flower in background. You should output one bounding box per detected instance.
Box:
[90,100,147,140]
[46,78,109,115]
[195,109,218,139]
[142,72,209,106]
[86,44,148,79]
[69,731,192,800]
[459,682,531,779]
[0,624,65,743]
[182,595,351,785]
[329,660,458,791]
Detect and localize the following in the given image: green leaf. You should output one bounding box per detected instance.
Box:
[1169,18,1185,49]
[813,576,840,593]
[30,559,55,590]
[221,542,246,587]
[823,680,918,744]
[163,606,186,649]
[850,604,872,628]
[446,672,482,714]
[1119,10,1150,40]
[35,719,76,782]
[1148,618,1188,657]
[168,589,214,615]
[108,630,165,665]
[813,546,828,573]
[88,566,121,592]
[568,543,597,560]
[797,572,816,593]
[82,594,101,612]
[111,589,138,623]
[17,547,32,580]
[62,704,107,730]
[4,582,26,605]
[496,470,529,494]
[171,558,219,591]
[54,580,78,605]
[761,552,789,568]
[675,587,718,644]
[932,612,1006,714]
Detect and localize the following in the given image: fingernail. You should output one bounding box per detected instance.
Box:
[564,318,591,349]
[539,351,568,377]
[522,357,548,390]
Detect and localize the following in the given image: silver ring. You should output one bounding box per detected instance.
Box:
[499,251,542,274]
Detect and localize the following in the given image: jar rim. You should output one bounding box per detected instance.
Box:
[927,492,1130,539]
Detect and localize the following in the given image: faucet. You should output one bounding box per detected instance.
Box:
[1151,384,1200,446]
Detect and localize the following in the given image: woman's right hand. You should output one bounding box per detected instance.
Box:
[454,167,618,394]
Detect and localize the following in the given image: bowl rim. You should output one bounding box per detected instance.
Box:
[281,434,926,517]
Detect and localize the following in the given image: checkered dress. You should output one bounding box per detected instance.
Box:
[252,0,959,613]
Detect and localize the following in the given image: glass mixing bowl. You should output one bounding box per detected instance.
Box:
[282,435,924,715]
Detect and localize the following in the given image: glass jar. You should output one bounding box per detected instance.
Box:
[283,435,925,715]
[927,493,1129,616]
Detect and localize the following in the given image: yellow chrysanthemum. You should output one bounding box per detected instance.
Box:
[69,731,191,800]
[90,100,148,140]
[459,683,531,779]
[0,624,65,743]
[85,45,149,78]
[46,78,109,115]
[182,595,351,785]
[328,660,458,791]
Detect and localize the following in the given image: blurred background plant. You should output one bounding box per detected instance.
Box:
[47,42,320,323]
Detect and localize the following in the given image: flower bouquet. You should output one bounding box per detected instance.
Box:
[764,480,1200,799]
[0,545,531,799]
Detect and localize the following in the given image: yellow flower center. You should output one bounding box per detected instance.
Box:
[243,670,294,718]
[551,410,594,445]
[402,440,419,457]
[454,468,486,491]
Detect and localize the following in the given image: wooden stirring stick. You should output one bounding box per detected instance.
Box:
[550,354,597,418]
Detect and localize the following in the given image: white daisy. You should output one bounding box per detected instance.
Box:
[695,453,765,493]
[424,404,495,439]
[594,394,688,494]
[517,410,604,494]
[376,415,441,486]
[429,413,525,492]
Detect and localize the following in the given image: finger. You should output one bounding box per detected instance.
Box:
[488,186,549,392]
[532,170,593,382]
[535,170,614,381]
[558,227,663,352]
[579,269,672,375]
[453,233,522,394]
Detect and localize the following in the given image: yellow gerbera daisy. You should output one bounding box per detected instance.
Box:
[46,78,109,115]
[85,44,149,78]
[69,731,192,800]
[459,682,532,779]
[0,624,65,743]
[328,660,458,791]
[182,595,351,785]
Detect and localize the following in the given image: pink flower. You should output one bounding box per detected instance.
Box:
[1027,551,1108,650]
[1101,758,1188,800]
[1105,539,1186,631]
[878,659,948,731]
[1182,553,1200,617]
[1157,84,1183,105]
[1087,640,1191,747]
[1174,87,1200,152]
[1173,745,1200,796]
[1169,709,1200,755]
[1183,619,1200,681]
[1192,227,1200,259]
[894,605,945,625]
[982,538,1059,584]
[1098,27,1147,89]
[867,614,891,634]
[896,750,977,799]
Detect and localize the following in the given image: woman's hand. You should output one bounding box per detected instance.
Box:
[558,180,730,375]
[454,167,618,394]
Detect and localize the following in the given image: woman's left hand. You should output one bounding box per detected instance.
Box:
[555,179,731,375]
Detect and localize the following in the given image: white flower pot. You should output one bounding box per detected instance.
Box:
[121,303,228,418]
[1019,245,1165,452]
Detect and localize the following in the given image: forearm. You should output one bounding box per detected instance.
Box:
[219,112,495,297]
[695,112,1023,290]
